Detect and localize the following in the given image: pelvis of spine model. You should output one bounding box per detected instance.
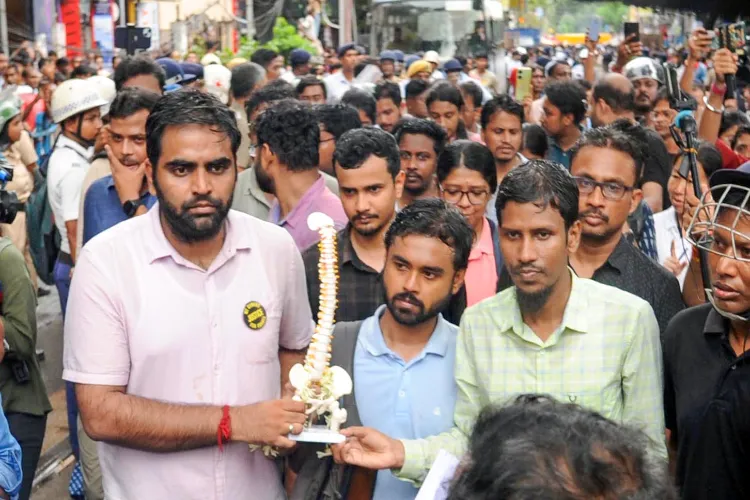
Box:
[289,364,353,431]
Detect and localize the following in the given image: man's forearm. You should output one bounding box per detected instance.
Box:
[698,90,724,143]
[78,387,224,452]
[65,220,78,262]
[680,58,697,95]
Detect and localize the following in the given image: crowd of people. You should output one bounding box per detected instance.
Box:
[0,22,747,500]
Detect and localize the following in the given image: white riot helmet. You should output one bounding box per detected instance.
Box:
[624,57,664,85]
[51,78,109,124]
[87,75,117,117]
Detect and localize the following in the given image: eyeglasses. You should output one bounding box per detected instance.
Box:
[574,176,634,201]
[440,186,490,206]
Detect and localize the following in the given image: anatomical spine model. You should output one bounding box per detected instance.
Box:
[288,213,352,439]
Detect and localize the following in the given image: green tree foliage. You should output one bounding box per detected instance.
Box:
[595,2,629,29]
[190,18,317,63]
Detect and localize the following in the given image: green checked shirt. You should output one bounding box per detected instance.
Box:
[397,271,667,483]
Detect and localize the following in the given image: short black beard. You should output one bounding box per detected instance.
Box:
[254,161,276,194]
[404,178,431,197]
[516,286,554,315]
[384,287,453,326]
[153,173,233,243]
[634,102,653,116]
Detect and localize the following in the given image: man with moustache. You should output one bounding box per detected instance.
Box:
[82,89,160,245]
[624,57,663,127]
[254,99,347,250]
[393,119,447,209]
[293,199,471,500]
[480,96,527,224]
[568,123,684,335]
[63,90,312,499]
[303,128,405,322]
[333,160,667,482]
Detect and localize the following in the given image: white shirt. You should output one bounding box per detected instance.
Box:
[324,72,353,104]
[654,206,691,289]
[47,135,93,254]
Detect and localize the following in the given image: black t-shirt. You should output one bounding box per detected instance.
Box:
[663,304,750,499]
[641,128,672,210]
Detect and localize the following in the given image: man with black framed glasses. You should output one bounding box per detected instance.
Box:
[568,122,684,336]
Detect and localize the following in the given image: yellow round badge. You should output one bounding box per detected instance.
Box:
[243,301,267,330]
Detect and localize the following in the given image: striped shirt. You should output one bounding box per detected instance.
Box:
[397,271,666,483]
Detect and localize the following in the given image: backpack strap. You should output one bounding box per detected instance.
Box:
[331,320,364,427]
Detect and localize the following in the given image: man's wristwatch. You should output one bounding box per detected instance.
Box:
[122,199,146,218]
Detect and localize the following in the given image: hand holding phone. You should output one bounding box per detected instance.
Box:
[624,22,640,42]
[515,67,532,102]
[689,28,713,60]
[589,17,602,43]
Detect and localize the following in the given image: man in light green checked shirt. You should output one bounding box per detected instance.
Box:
[333,159,667,484]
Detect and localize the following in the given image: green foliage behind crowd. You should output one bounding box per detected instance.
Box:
[190,18,318,63]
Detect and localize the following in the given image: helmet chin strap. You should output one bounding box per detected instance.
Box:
[706,289,750,322]
[66,114,95,148]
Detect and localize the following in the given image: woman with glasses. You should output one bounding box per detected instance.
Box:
[437,140,503,306]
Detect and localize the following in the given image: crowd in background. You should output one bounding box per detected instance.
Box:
[0,21,747,500]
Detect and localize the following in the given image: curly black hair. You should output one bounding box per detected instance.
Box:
[544,80,588,124]
[256,99,319,172]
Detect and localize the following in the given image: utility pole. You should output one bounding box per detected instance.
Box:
[246,0,255,40]
[119,0,127,26]
[0,0,8,55]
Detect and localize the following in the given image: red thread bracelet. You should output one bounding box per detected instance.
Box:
[217,405,231,451]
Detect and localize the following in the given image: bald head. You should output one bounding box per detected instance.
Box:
[601,73,633,95]
[591,73,636,126]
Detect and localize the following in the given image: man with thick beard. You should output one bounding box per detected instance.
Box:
[302,128,405,322]
[393,119,447,209]
[568,123,684,335]
[291,199,471,500]
[624,57,663,127]
[254,99,347,251]
[62,89,312,499]
[330,160,667,482]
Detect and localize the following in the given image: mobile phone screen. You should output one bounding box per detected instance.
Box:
[589,17,601,42]
[624,22,640,42]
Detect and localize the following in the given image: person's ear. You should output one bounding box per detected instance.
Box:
[394,170,405,200]
[567,220,582,254]
[145,159,156,195]
[629,188,643,215]
[451,268,466,295]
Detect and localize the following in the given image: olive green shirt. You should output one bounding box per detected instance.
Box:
[0,238,51,416]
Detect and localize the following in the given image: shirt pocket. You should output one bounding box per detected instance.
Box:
[239,303,282,365]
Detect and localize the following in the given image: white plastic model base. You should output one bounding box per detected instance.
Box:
[289,425,346,444]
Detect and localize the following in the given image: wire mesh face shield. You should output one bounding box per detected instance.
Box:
[687,182,750,321]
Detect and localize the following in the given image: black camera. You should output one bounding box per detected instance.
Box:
[2,341,29,384]
[0,162,20,225]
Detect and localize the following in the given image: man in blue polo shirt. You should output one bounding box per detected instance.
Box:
[541,80,586,170]
[83,88,160,246]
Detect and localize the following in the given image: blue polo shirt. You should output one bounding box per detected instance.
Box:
[82,174,156,245]
[354,305,458,500]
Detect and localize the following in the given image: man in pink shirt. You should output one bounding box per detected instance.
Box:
[63,90,312,499]
[254,99,347,251]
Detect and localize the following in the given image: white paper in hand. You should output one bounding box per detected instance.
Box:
[415,449,460,500]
